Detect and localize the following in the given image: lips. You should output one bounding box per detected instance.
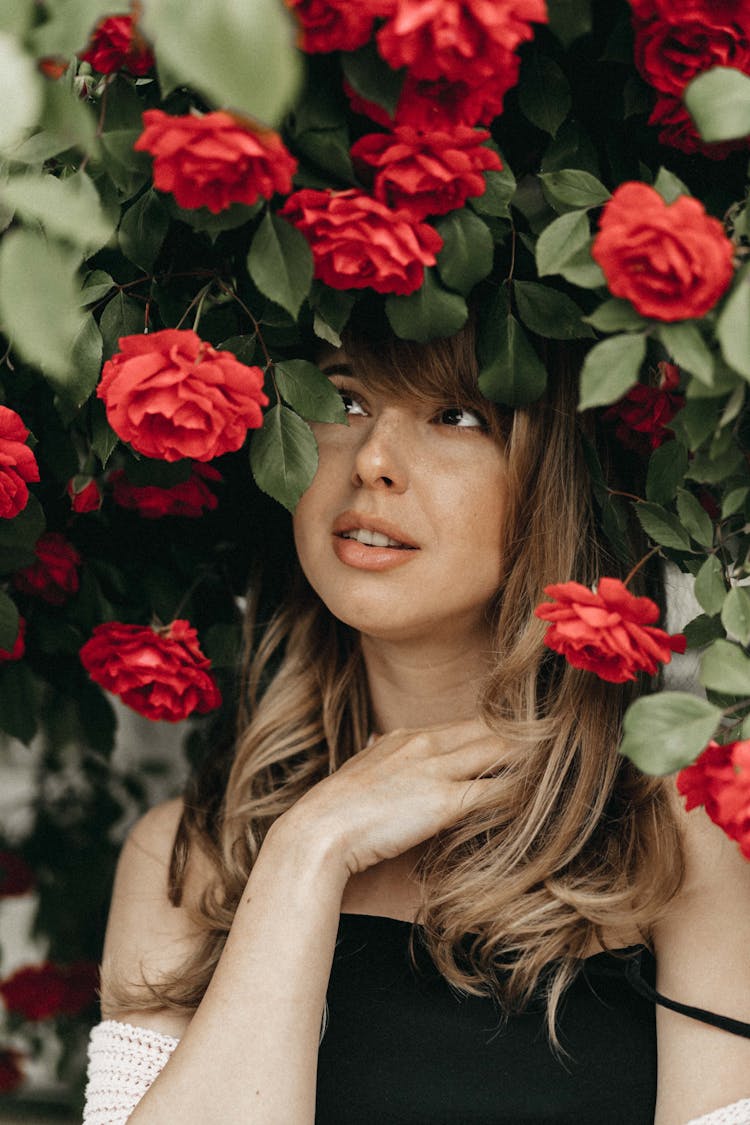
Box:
[332,511,418,550]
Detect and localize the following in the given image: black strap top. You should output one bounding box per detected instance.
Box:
[315,913,750,1125]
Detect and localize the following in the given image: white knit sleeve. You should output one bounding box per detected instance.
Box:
[82,1019,180,1125]
[686,1100,750,1124]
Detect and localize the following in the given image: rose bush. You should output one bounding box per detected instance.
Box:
[79,619,222,722]
[534,578,686,684]
[110,463,221,518]
[591,182,735,321]
[0,408,39,521]
[98,329,268,462]
[80,13,155,76]
[603,361,683,455]
[0,962,97,1021]
[678,740,750,859]
[287,0,392,53]
[12,534,81,606]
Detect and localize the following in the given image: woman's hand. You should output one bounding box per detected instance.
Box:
[271,718,505,880]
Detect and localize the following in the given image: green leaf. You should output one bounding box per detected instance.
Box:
[686,444,744,484]
[250,403,318,512]
[1,171,115,253]
[538,170,610,212]
[89,399,119,468]
[535,209,590,277]
[694,555,726,616]
[652,166,691,204]
[118,190,169,272]
[65,313,103,406]
[274,360,347,424]
[618,692,721,775]
[635,501,692,551]
[32,0,128,56]
[701,638,750,695]
[583,298,645,333]
[141,0,301,127]
[435,209,494,295]
[683,612,725,649]
[98,129,151,197]
[513,280,594,340]
[37,77,97,158]
[99,293,144,359]
[247,212,313,320]
[0,31,43,153]
[341,41,403,119]
[684,66,750,143]
[722,486,749,519]
[0,494,45,573]
[309,285,355,347]
[0,228,87,381]
[669,400,718,451]
[578,333,646,409]
[722,586,750,645]
[385,269,468,343]
[477,288,547,406]
[676,488,714,548]
[0,662,38,745]
[0,589,19,651]
[218,335,258,366]
[81,270,115,307]
[518,54,571,137]
[717,275,750,381]
[546,0,592,48]
[470,164,516,220]
[659,322,714,385]
[646,440,688,505]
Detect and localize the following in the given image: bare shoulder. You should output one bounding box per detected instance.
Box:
[99,797,216,1036]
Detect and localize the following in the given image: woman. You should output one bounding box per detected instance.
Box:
[83,325,750,1124]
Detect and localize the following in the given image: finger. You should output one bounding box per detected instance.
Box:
[439,737,506,781]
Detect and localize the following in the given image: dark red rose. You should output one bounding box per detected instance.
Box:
[346,69,518,129]
[0,616,25,664]
[97,329,268,463]
[67,477,102,514]
[351,124,502,221]
[80,619,221,722]
[648,93,749,160]
[287,0,394,52]
[279,188,443,294]
[603,361,684,456]
[678,739,750,859]
[591,182,735,321]
[0,851,34,896]
[631,0,750,98]
[79,13,155,75]
[110,463,221,518]
[0,1048,24,1093]
[13,533,81,605]
[134,109,297,214]
[0,963,68,1020]
[0,406,40,520]
[376,0,547,83]
[534,577,686,683]
[57,961,99,1017]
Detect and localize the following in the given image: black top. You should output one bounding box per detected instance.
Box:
[315,913,750,1125]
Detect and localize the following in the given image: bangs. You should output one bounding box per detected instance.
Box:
[340,320,514,443]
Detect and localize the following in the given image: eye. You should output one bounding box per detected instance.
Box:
[336,389,368,416]
[436,407,487,429]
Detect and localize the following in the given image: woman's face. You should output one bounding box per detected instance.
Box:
[292,349,509,647]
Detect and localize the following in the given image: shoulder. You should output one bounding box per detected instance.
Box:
[99,797,215,1035]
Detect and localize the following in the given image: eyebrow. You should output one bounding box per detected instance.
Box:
[319,362,353,377]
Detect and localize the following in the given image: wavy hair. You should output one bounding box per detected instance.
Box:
[108,321,684,1039]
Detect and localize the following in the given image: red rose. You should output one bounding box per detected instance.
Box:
[79,13,154,75]
[13,533,81,605]
[110,463,221,518]
[0,406,40,520]
[0,961,98,1021]
[648,93,749,160]
[287,0,394,52]
[346,69,517,128]
[0,1048,24,1093]
[134,110,297,214]
[97,329,268,463]
[80,619,222,722]
[534,577,687,683]
[0,851,34,897]
[678,739,750,858]
[279,188,443,294]
[591,182,735,322]
[631,0,750,98]
[376,0,547,83]
[0,615,25,663]
[67,477,102,514]
[351,124,502,221]
[603,361,684,456]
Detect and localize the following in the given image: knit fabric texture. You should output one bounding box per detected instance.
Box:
[83,1019,179,1124]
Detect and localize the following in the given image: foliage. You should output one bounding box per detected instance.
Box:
[0,0,749,1109]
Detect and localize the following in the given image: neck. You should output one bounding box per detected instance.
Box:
[360,626,492,733]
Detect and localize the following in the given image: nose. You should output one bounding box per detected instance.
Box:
[351,410,409,492]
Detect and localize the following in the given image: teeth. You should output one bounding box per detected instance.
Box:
[342,528,405,548]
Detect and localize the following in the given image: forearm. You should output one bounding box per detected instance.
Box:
[128,821,348,1125]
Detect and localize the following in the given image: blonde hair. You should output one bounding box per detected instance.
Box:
[110,323,684,1038]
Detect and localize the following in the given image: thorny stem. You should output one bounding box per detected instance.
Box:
[175,282,213,331]
[623,544,662,588]
[216,280,274,370]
